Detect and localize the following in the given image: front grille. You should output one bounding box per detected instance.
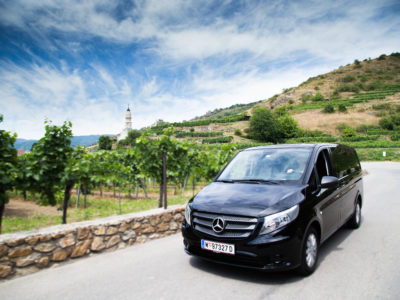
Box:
[192,211,258,239]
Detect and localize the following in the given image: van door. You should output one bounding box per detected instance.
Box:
[330,145,361,224]
[313,148,342,240]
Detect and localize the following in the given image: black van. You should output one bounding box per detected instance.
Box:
[182,144,363,275]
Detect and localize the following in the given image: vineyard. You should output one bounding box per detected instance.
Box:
[0,122,240,233]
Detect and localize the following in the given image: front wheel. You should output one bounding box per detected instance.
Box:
[297,227,319,276]
[347,200,361,229]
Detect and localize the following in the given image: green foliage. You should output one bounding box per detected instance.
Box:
[30,121,73,206]
[301,93,312,103]
[248,107,299,142]
[174,131,223,138]
[117,130,142,148]
[338,104,347,112]
[234,129,242,136]
[0,114,18,233]
[379,114,400,130]
[343,75,356,82]
[249,107,281,143]
[337,84,360,93]
[378,54,386,60]
[323,104,335,113]
[202,136,233,144]
[98,135,112,150]
[151,113,248,130]
[356,124,381,134]
[277,113,298,139]
[312,92,325,102]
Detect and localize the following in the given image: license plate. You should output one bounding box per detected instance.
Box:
[201,240,235,255]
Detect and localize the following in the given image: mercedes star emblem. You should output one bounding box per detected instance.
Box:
[212,217,225,233]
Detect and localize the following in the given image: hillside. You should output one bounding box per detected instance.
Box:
[147,52,400,144]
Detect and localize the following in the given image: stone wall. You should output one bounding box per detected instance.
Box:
[0,205,185,280]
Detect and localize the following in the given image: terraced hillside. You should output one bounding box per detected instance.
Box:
[145,52,400,145]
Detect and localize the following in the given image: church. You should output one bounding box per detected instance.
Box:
[116,106,132,141]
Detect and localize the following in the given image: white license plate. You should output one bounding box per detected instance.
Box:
[201,240,235,255]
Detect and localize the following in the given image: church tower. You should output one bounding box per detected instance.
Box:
[117,105,132,141]
[125,105,132,131]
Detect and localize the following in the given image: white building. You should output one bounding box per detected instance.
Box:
[116,106,132,141]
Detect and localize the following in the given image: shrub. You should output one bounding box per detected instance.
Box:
[379,117,394,130]
[378,54,386,60]
[391,134,400,141]
[337,84,359,93]
[312,92,324,102]
[356,124,380,134]
[277,114,298,139]
[249,107,280,143]
[338,104,347,112]
[342,128,357,137]
[343,75,356,82]
[234,129,242,136]
[202,136,233,144]
[323,104,335,113]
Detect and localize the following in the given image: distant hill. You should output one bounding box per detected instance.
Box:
[15,135,112,151]
[148,52,400,143]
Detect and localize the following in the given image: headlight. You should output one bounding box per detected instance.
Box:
[259,205,299,235]
[185,204,192,225]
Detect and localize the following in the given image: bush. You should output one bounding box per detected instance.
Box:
[249,107,280,143]
[338,104,347,112]
[323,104,335,113]
[337,84,359,93]
[234,129,242,136]
[379,114,400,130]
[312,92,325,102]
[342,128,357,137]
[277,114,298,139]
[202,136,233,144]
[378,54,386,60]
[391,134,400,141]
[301,93,312,103]
[343,75,356,82]
[356,124,380,134]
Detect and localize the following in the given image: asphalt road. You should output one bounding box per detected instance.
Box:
[1,162,400,300]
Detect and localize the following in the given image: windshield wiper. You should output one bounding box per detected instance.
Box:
[230,179,279,185]
[215,179,235,183]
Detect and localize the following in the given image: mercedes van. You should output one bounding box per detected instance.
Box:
[182,144,363,275]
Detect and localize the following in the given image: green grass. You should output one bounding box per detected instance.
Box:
[356,148,400,161]
[2,194,191,234]
[2,214,61,233]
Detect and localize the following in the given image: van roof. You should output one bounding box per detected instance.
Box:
[243,143,337,151]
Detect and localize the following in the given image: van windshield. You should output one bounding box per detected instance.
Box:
[217,148,312,183]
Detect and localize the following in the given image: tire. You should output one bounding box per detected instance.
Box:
[347,200,361,229]
[297,227,319,276]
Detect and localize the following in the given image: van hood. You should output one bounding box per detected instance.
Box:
[191,182,306,218]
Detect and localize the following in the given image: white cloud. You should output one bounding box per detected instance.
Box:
[1,0,400,140]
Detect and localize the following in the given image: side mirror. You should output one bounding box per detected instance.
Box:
[320,176,339,189]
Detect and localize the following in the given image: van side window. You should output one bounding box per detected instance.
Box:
[315,149,332,183]
[331,144,361,178]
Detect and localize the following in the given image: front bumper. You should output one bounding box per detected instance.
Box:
[182,222,303,271]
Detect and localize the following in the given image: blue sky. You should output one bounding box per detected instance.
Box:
[0,0,399,139]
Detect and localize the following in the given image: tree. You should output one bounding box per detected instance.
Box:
[30,121,73,206]
[277,113,298,138]
[249,107,280,143]
[0,114,18,233]
[117,130,141,148]
[98,135,112,150]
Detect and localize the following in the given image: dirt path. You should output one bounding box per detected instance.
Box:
[4,198,60,218]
